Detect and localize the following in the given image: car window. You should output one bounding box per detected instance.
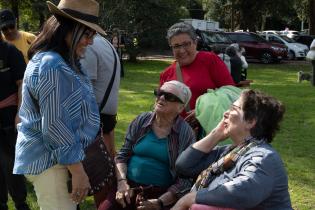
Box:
[270,36,283,44]
[250,33,267,42]
[239,34,254,42]
[280,36,295,43]
[201,31,231,44]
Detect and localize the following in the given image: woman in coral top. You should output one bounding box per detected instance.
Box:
[160,22,235,133]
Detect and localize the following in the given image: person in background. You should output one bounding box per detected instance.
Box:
[172,89,292,210]
[0,9,36,63]
[13,0,105,209]
[212,46,231,73]
[100,80,195,210]
[160,22,235,135]
[0,33,29,210]
[225,45,243,84]
[111,28,125,77]
[230,43,248,81]
[80,33,121,207]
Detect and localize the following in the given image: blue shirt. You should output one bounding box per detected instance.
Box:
[176,142,292,209]
[127,130,173,187]
[14,51,100,175]
[116,112,196,197]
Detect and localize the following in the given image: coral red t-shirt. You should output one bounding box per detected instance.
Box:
[160,51,235,117]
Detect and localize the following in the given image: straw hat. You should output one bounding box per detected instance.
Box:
[47,0,106,36]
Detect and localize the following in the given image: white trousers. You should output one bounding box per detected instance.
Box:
[27,164,76,210]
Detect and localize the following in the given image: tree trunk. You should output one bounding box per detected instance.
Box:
[10,0,19,27]
[310,0,315,35]
[261,15,267,31]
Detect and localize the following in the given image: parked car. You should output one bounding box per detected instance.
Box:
[196,29,233,53]
[293,35,315,48]
[262,30,280,35]
[226,32,287,64]
[279,30,300,39]
[261,34,309,60]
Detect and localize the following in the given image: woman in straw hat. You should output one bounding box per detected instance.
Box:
[13,0,106,209]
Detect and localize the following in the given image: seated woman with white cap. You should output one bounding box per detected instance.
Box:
[100,80,195,210]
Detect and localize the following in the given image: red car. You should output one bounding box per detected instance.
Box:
[226,32,288,64]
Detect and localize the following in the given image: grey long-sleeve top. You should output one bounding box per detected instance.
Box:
[175,142,292,210]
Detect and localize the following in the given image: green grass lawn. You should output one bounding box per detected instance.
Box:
[9,60,315,210]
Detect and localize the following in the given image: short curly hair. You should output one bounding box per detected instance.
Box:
[166,22,197,44]
[241,89,285,142]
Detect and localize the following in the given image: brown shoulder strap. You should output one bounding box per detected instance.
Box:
[175,62,191,112]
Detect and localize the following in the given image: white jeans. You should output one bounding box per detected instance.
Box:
[26,164,76,210]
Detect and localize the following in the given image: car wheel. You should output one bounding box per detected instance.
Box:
[261,52,273,64]
[288,50,295,60]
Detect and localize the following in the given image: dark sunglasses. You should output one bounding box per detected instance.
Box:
[1,24,15,31]
[153,89,183,104]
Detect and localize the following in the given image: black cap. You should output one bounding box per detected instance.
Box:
[0,9,16,30]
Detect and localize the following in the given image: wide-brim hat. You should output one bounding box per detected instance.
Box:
[47,0,106,36]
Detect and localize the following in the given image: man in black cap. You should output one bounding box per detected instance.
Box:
[0,9,36,63]
[0,33,30,210]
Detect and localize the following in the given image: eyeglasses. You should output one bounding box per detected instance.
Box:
[153,89,183,104]
[170,41,192,51]
[83,30,96,40]
[1,24,15,31]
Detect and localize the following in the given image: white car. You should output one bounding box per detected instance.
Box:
[279,30,300,39]
[262,30,280,35]
[262,34,309,60]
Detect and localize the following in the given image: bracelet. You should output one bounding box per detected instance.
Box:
[117,178,127,182]
[157,198,164,209]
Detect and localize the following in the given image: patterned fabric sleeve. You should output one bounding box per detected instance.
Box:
[168,122,196,197]
[37,58,85,165]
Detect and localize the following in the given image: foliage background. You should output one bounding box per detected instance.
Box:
[0,0,314,51]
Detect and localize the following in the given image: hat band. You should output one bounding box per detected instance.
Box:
[61,8,98,24]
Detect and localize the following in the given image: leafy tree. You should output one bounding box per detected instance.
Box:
[99,0,188,50]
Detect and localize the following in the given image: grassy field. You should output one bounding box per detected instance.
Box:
[9,60,315,210]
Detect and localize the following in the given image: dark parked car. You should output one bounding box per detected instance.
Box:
[196,29,233,53]
[226,32,288,64]
[293,35,315,48]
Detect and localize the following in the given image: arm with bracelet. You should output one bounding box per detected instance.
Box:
[115,162,131,208]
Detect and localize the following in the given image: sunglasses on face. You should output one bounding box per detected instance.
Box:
[1,24,15,31]
[170,41,192,51]
[153,89,183,104]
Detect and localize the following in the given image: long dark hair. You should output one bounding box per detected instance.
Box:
[28,15,88,71]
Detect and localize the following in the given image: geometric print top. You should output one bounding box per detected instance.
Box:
[13,51,100,175]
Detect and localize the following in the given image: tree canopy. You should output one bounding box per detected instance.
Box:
[0,0,314,51]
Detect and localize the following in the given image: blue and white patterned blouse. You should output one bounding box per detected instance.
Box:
[14,51,100,175]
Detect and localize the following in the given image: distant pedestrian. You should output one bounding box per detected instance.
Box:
[225,45,243,84]
[0,9,36,63]
[0,34,29,210]
[111,29,125,77]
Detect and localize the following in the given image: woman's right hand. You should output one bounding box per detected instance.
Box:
[67,163,91,204]
[116,179,131,208]
[209,117,229,143]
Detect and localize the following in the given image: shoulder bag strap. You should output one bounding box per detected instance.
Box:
[99,40,118,112]
[175,62,191,112]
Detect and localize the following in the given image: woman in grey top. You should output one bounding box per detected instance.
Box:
[171,89,292,210]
